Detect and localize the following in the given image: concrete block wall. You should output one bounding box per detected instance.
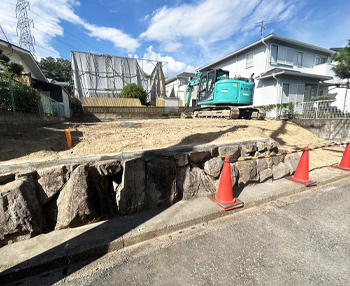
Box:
[0,139,300,247]
[0,111,65,131]
[293,119,350,142]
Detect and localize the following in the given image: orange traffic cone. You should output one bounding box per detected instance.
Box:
[208,156,244,210]
[286,146,317,186]
[334,142,350,171]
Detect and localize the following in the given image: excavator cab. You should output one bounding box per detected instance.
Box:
[197,69,229,103]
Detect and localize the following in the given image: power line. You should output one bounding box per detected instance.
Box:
[28,9,105,53]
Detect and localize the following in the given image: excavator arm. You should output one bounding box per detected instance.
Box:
[183,75,201,113]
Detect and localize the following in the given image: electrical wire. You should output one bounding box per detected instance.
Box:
[0,23,13,56]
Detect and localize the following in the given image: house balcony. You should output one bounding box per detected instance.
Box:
[312,63,336,78]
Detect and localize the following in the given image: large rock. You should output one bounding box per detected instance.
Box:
[272,162,290,180]
[181,167,217,200]
[94,160,122,176]
[116,159,145,215]
[174,154,188,167]
[271,151,285,166]
[204,157,223,179]
[189,151,211,163]
[218,145,240,160]
[0,178,42,247]
[230,163,238,187]
[146,158,178,208]
[55,164,114,230]
[285,153,301,175]
[241,143,258,157]
[259,168,273,183]
[236,160,258,186]
[37,165,67,205]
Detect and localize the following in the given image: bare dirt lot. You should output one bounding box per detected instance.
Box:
[0,118,345,169]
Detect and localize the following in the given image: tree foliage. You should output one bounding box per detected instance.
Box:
[332,40,350,83]
[119,83,147,105]
[0,49,40,113]
[38,56,72,83]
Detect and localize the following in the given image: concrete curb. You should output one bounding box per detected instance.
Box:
[0,168,349,284]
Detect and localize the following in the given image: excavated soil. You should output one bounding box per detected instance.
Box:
[0,118,345,169]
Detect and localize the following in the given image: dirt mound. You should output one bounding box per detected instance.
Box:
[0,118,343,169]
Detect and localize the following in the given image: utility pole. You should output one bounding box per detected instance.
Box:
[16,0,36,59]
[254,20,271,37]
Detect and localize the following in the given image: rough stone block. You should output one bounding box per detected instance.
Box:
[146,157,178,208]
[204,157,223,179]
[230,163,238,187]
[37,165,67,205]
[56,164,114,230]
[241,143,258,157]
[272,162,290,180]
[285,152,301,175]
[259,168,273,183]
[0,178,43,247]
[117,158,145,215]
[94,160,122,176]
[189,151,211,163]
[181,167,217,200]
[271,151,285,166]
[218,145,240,160]
[174,154,188,167]
[257,141,267,152]
[236,160,258,186]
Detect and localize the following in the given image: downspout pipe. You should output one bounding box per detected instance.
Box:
[261,36,269,73]
[272,73,280,118]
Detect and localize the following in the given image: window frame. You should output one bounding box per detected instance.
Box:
[297,51,303,67]
[270,44,295,66]
[246,51,254,68]
[315,54,327,66]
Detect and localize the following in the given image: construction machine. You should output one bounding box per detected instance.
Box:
[182,69,265,119]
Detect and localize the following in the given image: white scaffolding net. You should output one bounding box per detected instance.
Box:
[71,51,166,103]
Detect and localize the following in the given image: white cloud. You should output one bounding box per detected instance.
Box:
[83,24,140,52]
[0,0,140,59]
[140,46,195,79]
[141,0,298,52]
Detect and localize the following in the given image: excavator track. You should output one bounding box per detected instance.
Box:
[191,106,265,120]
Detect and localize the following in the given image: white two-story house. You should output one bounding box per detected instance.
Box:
[197,34,338,109]
[165,72,198,107]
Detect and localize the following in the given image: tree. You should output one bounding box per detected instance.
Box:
[119,83,147,105]
[38,56,72,83]
[332,40,350,86]
[0,49,24,77]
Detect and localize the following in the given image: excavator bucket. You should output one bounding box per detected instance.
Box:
[181,111,193,119]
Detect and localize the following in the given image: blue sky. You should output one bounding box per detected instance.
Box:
[0,0,349,78]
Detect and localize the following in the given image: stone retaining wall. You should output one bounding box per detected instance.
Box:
[0,139,300,247]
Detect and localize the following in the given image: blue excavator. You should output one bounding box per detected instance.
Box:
[182,69,265,119]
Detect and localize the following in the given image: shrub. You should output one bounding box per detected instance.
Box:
[119,83,147,105]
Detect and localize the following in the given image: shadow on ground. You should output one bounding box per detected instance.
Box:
[1,124,249,285]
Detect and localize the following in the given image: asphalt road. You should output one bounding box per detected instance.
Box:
[14,183,350,286]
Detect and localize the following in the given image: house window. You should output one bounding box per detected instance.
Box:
[315,55,327,65]
[270,44,294,66]
[297,52,303,67]
[246,52,254,68]
[282,83,289,103]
